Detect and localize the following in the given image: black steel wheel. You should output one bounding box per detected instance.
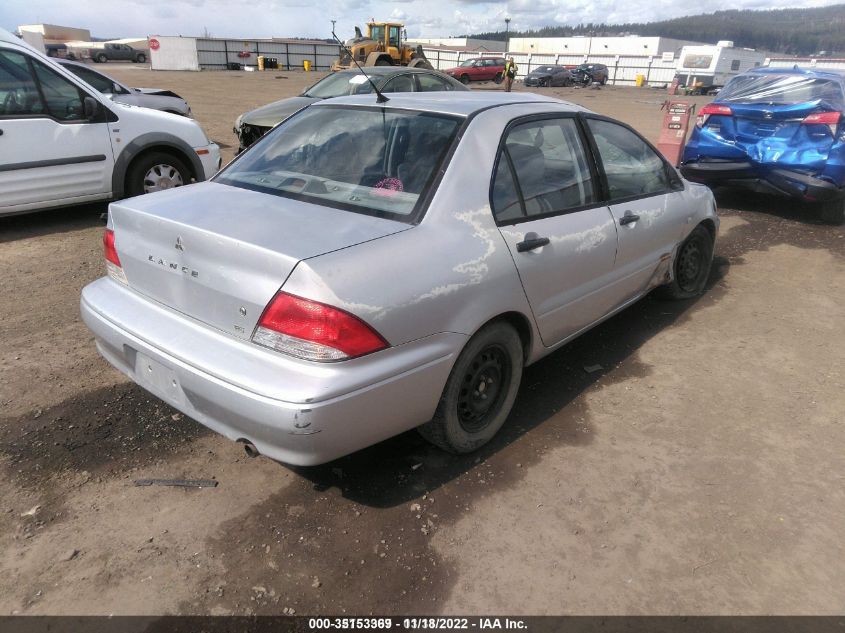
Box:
[657,224,714,300]
[418,322,523,454]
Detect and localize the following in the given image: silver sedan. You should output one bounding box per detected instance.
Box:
[57,59,191,116]
[81,91,718,466]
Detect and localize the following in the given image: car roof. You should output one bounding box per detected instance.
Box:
[312,91,581,117]
[337,66,454,76]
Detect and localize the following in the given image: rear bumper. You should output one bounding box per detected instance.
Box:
[681,160,844,201]
[80,278,464,466]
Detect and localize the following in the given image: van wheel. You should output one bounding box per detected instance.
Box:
[656,225,714,300]
[418,322,523,454]
[818,198,845,225]
[126,152,191,197]
[96,53,108,63]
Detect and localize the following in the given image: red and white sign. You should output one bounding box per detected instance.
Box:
[149,38,160,51]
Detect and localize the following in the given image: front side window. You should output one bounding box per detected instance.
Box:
[0,50,45,117]
[491,118,596,222]
[587,118,669,200]
[388,26,401,49]
[31,59,85,120]
[216,106,461,221]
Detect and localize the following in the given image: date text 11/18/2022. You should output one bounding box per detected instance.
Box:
[307,617,528,629]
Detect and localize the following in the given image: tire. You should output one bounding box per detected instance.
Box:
[418,322,523,454]
[600,76,607,85]
[818,198,845,225]
[136,53,146,63]
[96,53,108,63]
[125,151,191,197]
[656,224,714,300]
[460,74,470,85]
[374,58,391,66]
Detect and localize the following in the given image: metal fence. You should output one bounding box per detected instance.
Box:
[195,38,340,70]
[421,49,679,86]
[767,57,845,71]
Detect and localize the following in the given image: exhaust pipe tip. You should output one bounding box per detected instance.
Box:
[239,440,260,458]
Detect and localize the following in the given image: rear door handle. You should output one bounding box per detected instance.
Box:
[619,211,640,226]
[516,236,550,252]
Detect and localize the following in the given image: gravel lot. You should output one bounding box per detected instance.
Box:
[1,68,844,616]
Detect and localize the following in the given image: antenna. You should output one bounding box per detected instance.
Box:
[331,28,389,104]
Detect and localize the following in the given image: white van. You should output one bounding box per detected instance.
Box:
[0,28,221,216]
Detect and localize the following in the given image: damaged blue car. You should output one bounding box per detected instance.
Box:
[681,67,845,224]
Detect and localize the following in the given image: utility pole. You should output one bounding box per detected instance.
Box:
[505,17,511,53]
[331,19,336,35]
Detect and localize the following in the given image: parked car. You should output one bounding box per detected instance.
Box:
[86,42,148,64]
[233,66,466,152]
[524,65,573,87]
[57,59,191,116]
[443,57,507,85]
[572,63,609,85]
[681,67,845,224]
[0,28,220,216]
[82,91,718,467]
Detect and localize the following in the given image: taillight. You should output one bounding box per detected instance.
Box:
[696,103,732,128]
[103,229,127,284]
[252,292,389,362]
[802,111,841,136]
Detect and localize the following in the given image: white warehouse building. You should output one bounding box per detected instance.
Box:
[508,35,702,58]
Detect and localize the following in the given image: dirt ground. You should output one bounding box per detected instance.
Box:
[1,68,844,617]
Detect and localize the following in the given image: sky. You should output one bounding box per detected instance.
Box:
[2,0,843,41]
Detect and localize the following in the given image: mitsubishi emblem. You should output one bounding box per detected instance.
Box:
[175,236,184,251]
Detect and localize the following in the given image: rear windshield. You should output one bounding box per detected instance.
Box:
[215,106,461,222]
[718,74,845,105]
[303,73,380,98]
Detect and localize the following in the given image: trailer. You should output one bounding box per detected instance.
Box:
[674,41,766,94]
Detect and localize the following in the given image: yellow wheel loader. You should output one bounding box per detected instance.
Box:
[331,22,433,71]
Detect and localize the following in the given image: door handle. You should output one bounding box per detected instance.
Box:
[516,236,550,252]
[619,211,640,226]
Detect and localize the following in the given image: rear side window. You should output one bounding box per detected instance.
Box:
[0,50,45,117]
[491,117,596,222]
[381,74,415,93]
[586,119,669,200]
[63,64,115,93]
[417,74,453,92]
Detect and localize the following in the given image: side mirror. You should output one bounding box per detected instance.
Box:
[83,96,100,119]
[112,82,123,94]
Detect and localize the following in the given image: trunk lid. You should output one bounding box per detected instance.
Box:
[109,181,407,340]
[704,101,841,166]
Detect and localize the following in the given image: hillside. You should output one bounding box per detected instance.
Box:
[469,4,845,56]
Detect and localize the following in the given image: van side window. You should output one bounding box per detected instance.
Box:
[30,59,85,120]
[0,50,46,117]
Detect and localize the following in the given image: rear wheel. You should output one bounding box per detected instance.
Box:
[96,53,108,63]
[657,224,714,300]
[126,152,191,197]
[418,322,523,454]
[135,53,147,63]
[818,198,845,225]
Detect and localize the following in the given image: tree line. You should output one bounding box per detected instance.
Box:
[468,4,845,56]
